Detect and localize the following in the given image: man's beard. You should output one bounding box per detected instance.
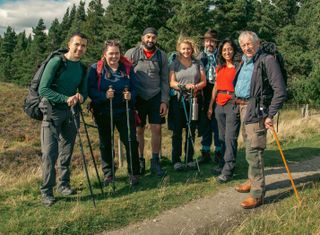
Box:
[142,41,156,50]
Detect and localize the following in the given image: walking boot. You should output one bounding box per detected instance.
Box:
[150,157,166,177]
[42,193,56,207]
[240,195,263,209]
[235,180,251,193]
[139,157,145,175]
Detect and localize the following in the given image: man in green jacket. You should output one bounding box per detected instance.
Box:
[38,32,88,206]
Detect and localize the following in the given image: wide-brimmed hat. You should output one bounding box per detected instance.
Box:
[202,29,218,41]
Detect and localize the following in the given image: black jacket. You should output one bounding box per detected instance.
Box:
[234,50,287,124]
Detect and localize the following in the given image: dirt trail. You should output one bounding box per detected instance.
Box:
[102,156,320,235]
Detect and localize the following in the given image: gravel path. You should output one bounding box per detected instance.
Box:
[101,156,320,235]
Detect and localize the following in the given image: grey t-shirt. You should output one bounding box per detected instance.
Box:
[125,46,169,104]
[170,58,203,85]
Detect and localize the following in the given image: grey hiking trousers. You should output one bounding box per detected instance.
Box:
[40,107,78,196]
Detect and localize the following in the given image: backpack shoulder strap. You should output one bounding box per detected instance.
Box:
[130,46,140,68]
[156,49,163,77]
[96,60,104,92]
[120,55,132,77]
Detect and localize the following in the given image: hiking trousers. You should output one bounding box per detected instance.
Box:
[215,101,240,177]
[94,111,140,178]
[239,104,266,198]
[40,108,78,196]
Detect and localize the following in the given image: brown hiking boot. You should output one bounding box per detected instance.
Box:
[235,180,251,193]
[240,195,263,209]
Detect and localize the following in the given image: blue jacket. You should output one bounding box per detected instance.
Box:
[87,62,137,116]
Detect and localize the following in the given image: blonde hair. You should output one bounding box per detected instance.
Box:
[176,36,199,57]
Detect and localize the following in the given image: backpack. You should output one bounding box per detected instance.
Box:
[260,41,288,88]
[23,48,69,121]
[96,55,132,91]
[130,46,163,77]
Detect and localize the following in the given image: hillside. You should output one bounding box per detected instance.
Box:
[0,82,320,235]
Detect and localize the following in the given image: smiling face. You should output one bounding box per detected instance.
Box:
[104,45,120,67]
[178,42,193,59]
[204,38,217,53]
[142,33,157,51]
[221,42,234,62]
[67,35,87,60]
[239,35,259,59]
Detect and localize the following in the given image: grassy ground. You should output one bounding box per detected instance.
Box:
[231,182,320,235]
[1,82,320,234]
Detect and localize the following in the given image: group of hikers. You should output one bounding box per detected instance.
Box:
[37,27,287,209]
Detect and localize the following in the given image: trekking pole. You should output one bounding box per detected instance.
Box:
[124,86,134,187]
[108,86,116,193]
[71,105,96,208]
[271,128,302,205]
[181,90,200,173]
[79,106,104,195]
[190,89,200,173]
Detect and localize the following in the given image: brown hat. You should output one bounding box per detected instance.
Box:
[202,29,218,41]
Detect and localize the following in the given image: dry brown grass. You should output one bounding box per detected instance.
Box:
[1,81,319,174]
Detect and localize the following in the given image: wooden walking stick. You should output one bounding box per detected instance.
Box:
[271,128,302,205]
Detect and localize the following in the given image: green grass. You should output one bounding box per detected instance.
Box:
[1,134,320,235]
[231,182,320,235]
[1,82,320,234]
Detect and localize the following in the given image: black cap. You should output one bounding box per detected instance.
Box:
[142,27,158,36]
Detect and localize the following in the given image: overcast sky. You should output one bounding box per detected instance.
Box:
[0,0,109,36]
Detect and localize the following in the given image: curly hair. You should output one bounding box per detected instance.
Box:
[176,36,199,57]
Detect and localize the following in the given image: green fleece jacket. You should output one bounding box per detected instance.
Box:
[38,56,87,109]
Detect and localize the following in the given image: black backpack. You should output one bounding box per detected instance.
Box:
[23,48,68,120]
[260,41,288,87]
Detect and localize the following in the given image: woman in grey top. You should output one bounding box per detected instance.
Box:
[168,37,206,171]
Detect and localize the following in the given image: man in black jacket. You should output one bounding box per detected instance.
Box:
[232,31,287,209]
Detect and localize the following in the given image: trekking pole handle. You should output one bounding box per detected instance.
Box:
[123,85,131,101]
[106,85,114,99]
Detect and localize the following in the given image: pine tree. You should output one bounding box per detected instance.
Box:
[83,0,105,63]
[161,0,212,52]
[30,19,47,71]
[0,26,17,58]
[47,18,63,51]
[0,26,17,81]
[277,0,320,104]
[69,1,87,36]
[60,7,71,43]
[10,31,31,84]
[210,0,253,40]
[104,0,173,51]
